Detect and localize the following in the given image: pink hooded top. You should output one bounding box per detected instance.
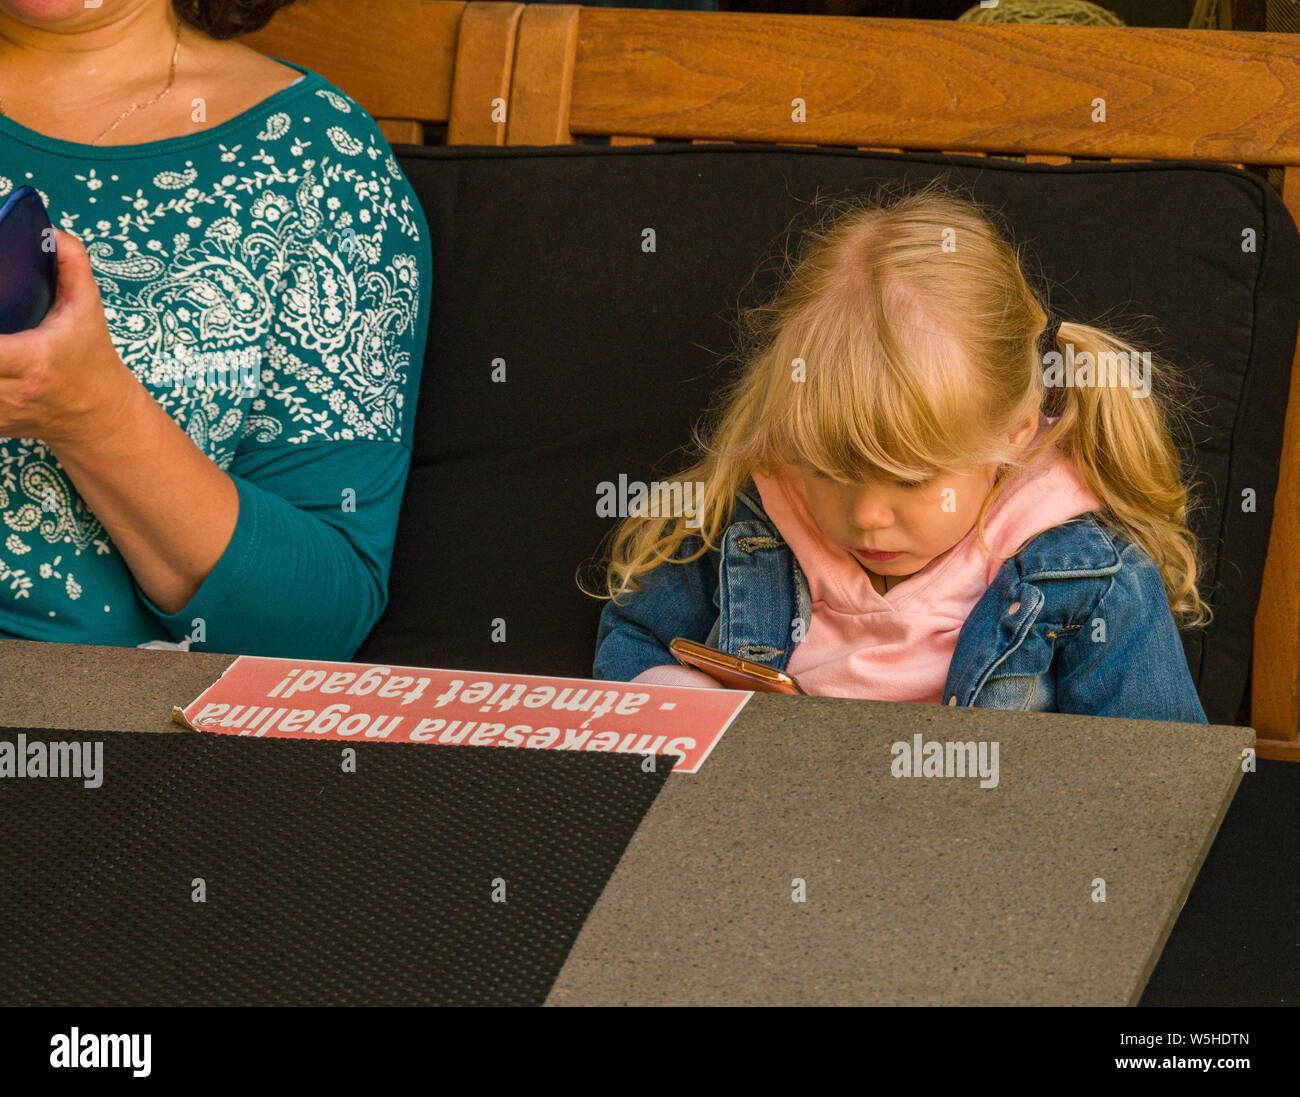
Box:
[634,413,1101,701]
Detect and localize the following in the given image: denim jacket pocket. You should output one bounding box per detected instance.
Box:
[972,623,1057,713]
[977,672,1049,712]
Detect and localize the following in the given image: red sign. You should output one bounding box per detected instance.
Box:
[175,656,750,774]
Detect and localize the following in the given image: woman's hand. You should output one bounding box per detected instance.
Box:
[0,227,139,445]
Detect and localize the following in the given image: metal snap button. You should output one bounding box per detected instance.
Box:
[1007,601,1021,615]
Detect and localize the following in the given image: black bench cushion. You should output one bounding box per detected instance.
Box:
[357,144,1300,729]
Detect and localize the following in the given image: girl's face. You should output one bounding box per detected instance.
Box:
[799,464,1000,580]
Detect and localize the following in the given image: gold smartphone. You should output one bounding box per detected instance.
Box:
[669,637,806,695]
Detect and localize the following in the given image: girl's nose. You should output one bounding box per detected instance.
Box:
[846,488,893,530]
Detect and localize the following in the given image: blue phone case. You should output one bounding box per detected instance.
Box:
[0,185,59,334]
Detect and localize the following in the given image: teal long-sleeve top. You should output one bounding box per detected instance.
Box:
[0,58,433,659]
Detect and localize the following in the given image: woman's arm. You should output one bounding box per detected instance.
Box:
[43,362,411,657]
[49,374,239,615]
[134,440,411,658]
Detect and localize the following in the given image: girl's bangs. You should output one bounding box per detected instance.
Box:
[764,328,967,484]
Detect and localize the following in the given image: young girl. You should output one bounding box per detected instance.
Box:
[590,179,1211,722]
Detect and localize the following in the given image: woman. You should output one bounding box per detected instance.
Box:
[0,0,434,658]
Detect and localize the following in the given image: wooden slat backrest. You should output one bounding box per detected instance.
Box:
[448,2,526,144]
[506,9,1300,754]
[239,0,467,144]
[510,9,1300,162]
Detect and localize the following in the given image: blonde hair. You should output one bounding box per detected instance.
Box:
[592,175,1212,629]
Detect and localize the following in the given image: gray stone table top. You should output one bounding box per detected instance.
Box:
[0,638,1251,1005]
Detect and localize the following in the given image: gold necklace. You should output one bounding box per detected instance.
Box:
[0,17,182,145]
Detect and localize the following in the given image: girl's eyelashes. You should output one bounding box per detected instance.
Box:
[808,467,931,489]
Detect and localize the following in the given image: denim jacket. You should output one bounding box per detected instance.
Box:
[594,483,1208,723]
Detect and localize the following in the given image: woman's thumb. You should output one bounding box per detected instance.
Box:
[48,227,98,312]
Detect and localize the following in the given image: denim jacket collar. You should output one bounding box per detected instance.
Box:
[724,478,1125,697]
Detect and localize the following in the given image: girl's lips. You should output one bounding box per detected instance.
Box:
[854,549,901,562]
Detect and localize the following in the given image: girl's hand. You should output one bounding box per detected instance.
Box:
[0,227,139,447]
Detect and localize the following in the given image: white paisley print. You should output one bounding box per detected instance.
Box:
[0,71,429,627]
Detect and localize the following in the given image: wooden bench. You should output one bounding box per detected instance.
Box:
[240,0,519,145]
[245,2,1300,758]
